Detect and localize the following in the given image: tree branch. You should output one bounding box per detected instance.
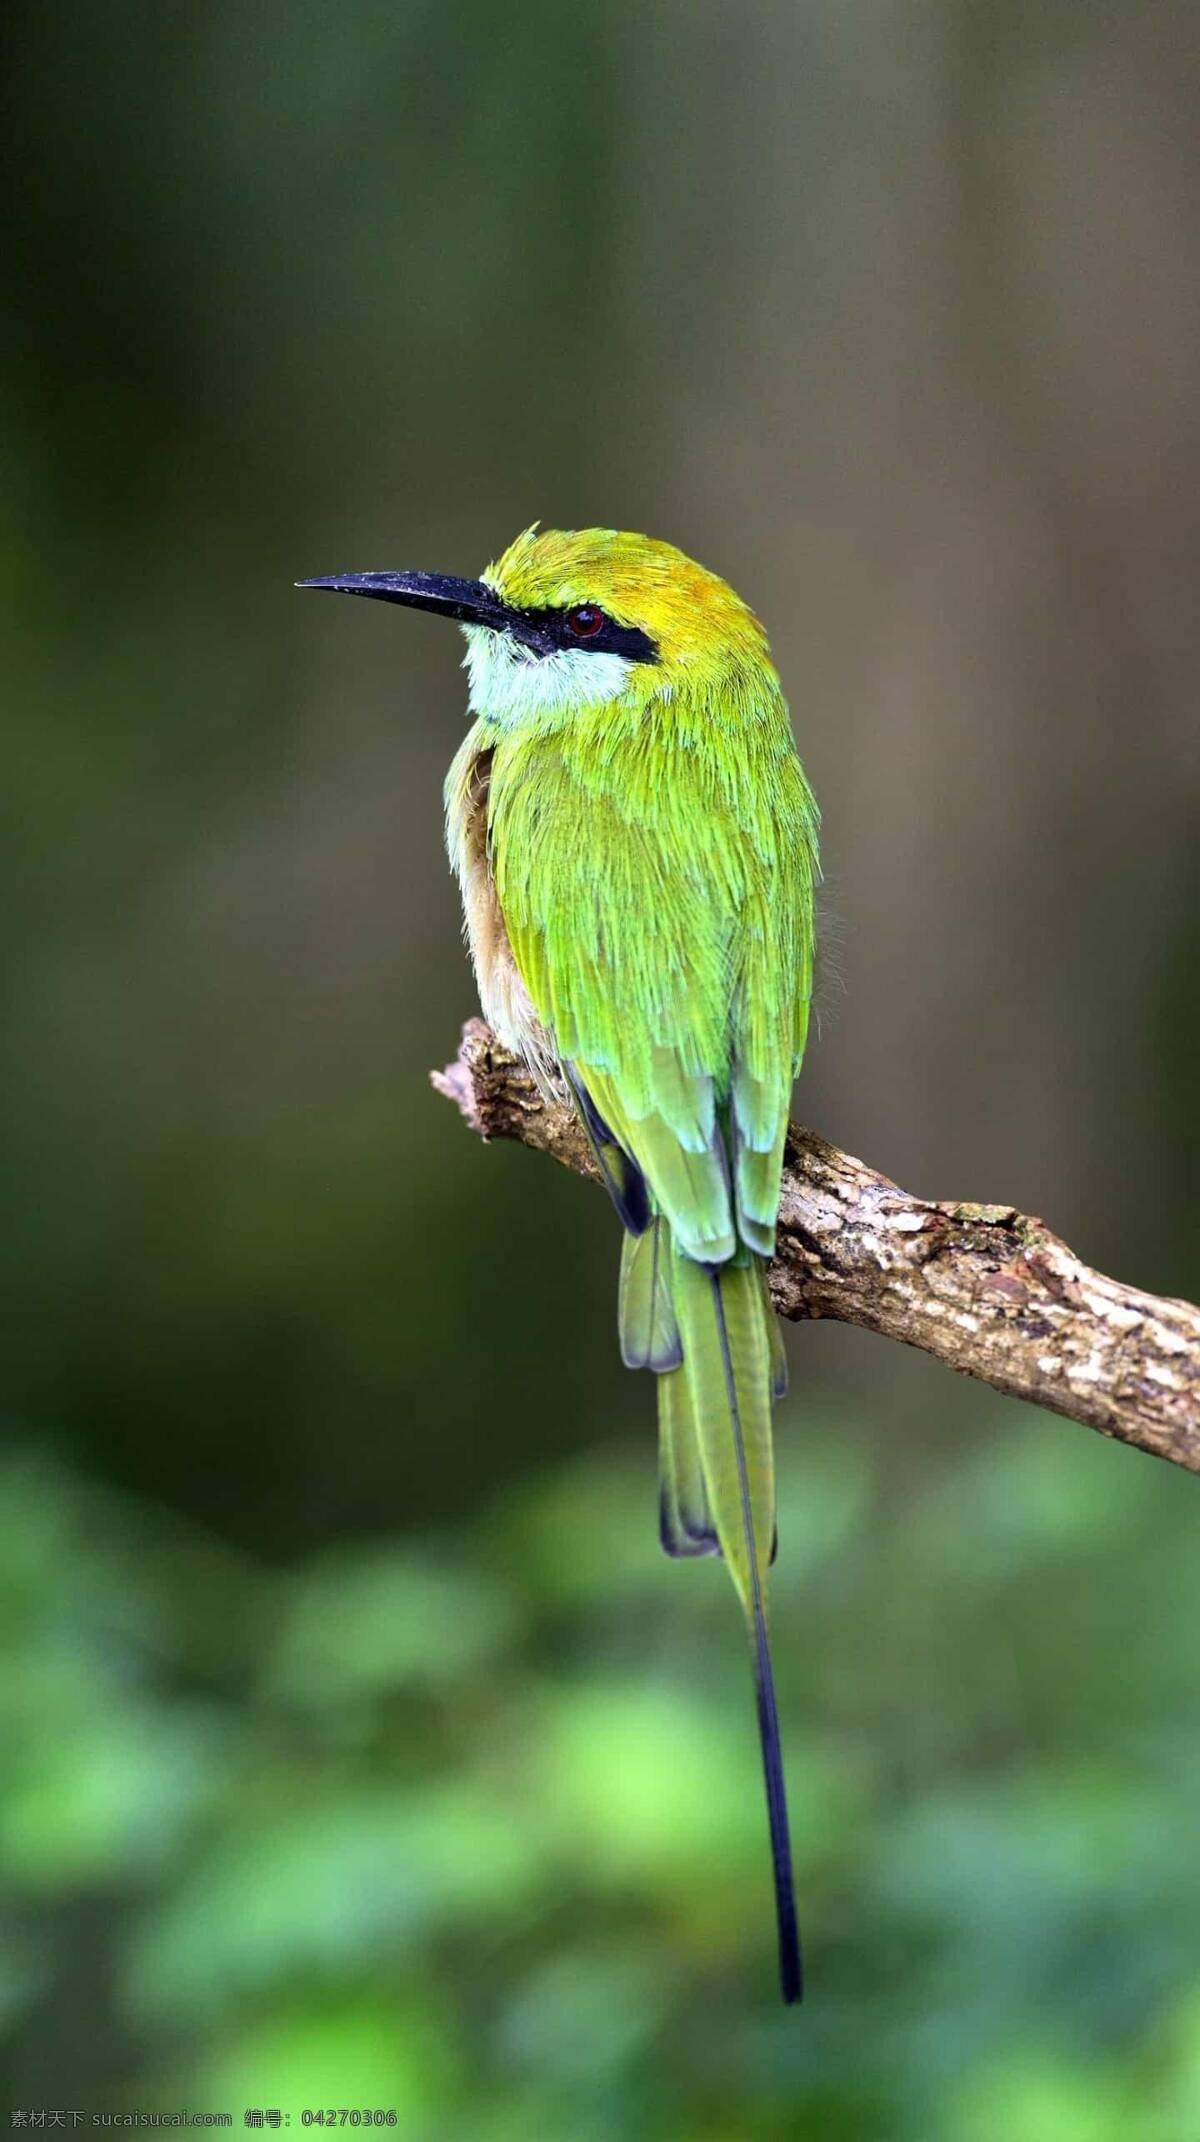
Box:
[432,1019,1200,1476]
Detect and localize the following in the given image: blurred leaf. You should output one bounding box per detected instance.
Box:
[189,1995,455,2124]
[907,1413,1157,1580]
[1,1705,228,1889]
[0,1914,51,2030]
[492,1449,674,1610]
[264,1542,519,1705]
[124,1783,545,2027]
[770,1422,874,1593]
[498,1944,666,2083]
[945,2050,1130,2142]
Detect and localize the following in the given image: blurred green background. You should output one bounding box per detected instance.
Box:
[3,3,1198,2134]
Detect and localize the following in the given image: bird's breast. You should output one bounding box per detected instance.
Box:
[444,727,559,1089]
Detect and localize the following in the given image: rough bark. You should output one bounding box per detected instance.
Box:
[432,1019,1200,1476]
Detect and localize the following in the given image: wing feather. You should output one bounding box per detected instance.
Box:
[486,689,818,1262]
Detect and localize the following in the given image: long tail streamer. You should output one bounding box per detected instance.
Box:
[708,1268,803,2005]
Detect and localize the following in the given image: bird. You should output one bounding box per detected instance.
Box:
[299,526,820,2003]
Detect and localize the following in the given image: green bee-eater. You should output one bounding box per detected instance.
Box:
[300,527,820,2002]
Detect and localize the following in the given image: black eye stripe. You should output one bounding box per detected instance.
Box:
[500,603,660,665]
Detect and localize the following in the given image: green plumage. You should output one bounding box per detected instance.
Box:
[307,524,819,2004]
[618,1218,681,1373]
[657,1349,717,1557]
[465,540,818,2003]
[456,531,818,2003]
[486,680,817,1269]
[671,1250,775,1608]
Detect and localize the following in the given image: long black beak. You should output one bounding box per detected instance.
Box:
[297,567,660,667]
[296,571,511,632]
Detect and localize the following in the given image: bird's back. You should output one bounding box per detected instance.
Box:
[481,676,818,1261]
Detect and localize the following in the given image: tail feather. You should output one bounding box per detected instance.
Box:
[673,1254,774,1605]
[673,1249,802,2005]
[619,1218,683,1372]
[747,1542,803,2004]
[657,1362,720,1557]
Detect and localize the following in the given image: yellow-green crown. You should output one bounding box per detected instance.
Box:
[485,525,772,671]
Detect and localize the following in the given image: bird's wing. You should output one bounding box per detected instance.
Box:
[489,726,818,1263]
[726,865,816,1255]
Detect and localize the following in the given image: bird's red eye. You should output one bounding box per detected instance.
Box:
[565,604,605,639]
